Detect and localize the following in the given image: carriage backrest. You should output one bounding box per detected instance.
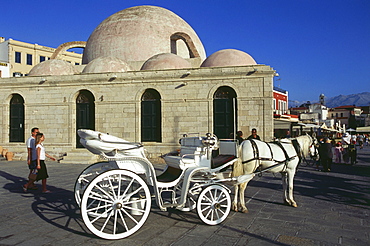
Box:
[180,137,204,147]
[219,140,238,157]
[179,137,205,157]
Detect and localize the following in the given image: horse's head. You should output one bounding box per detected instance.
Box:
[308,134,319,160]
[295,134,317,158]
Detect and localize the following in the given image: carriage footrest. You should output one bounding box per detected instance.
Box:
[156,166,182,182]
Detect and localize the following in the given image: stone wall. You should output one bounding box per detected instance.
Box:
[0,65,274,162]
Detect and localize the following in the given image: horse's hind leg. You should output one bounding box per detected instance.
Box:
[238,182,249,213]
[232,184,239,212]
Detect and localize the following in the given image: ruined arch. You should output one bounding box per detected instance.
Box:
[170,32,200,58]
[51,41,86,59]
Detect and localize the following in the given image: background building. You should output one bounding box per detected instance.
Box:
[0,37,82,77]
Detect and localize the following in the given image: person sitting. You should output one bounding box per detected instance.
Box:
[236,131,245,144]
[247,128,261,140]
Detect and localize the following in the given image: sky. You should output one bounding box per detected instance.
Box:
[1,0,369,102]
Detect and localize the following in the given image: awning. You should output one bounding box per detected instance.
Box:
[356,126,370,133]
[274,119,291,130]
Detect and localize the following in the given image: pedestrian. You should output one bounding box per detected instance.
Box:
[316,137,324,170]
[319,137,333,172]
[342,133,351,163]
[236,131,244,144]
[334,142,343,164]
[247,128,261,140]
[365,134,369,146]
[23,127,39,192]
[357,134,364,149]
[35,133,56,193]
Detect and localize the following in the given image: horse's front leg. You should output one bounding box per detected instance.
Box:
[238,182,249,213]
[232,184,239,212]
[281,172,290,205]
[286,169,297,207]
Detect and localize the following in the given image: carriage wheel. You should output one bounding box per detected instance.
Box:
[74,162,114,207]
[196,184,231,225]
[80,169,151,239]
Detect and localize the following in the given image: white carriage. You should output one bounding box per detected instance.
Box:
[75,129,254,240]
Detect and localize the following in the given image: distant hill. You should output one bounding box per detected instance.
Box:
[325,92,370,108]
[289,92,370,108]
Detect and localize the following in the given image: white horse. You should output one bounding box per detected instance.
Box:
[232,134,317,213]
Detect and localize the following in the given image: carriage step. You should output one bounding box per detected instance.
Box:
[162,202,178,208]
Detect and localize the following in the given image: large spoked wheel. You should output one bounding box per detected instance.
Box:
[196,184,231,225]
[74,162,116,207]
[80,169,151,240]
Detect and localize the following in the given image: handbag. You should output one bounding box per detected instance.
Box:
[28,169,38,180]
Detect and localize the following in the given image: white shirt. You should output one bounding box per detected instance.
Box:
[342,135,351,145]
[36,144,46,160]
[26,136,37,161]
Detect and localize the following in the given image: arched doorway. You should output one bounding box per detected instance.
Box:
[9,94,25,142]
[213,86,237,139]
[141,89,161,142]
[76,90,95,147]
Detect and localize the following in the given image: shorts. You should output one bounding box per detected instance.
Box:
[29,160,37,170]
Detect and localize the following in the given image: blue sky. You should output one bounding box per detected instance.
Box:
[1,0,369,102]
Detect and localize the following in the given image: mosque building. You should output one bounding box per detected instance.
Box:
[0,5,276,163]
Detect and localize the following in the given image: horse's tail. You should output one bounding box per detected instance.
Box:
[232,143,244,177]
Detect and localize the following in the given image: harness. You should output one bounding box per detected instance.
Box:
[241,139,298,175]
[291,139,302,164]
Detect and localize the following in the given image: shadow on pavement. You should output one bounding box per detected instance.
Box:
[0,170,94,238]
[293,164,370,209]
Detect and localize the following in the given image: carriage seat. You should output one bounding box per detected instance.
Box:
[163,137,206,170]
[211,140,238,169]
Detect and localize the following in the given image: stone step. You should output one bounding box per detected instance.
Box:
[60,149,99,164]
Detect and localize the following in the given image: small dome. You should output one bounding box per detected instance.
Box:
[141,53,191,70]
[200,49,257,67]
[28,59,78,76]
[82,56,130,74]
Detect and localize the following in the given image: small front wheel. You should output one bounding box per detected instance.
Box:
[196,185,231,225]
[80,169,151,239]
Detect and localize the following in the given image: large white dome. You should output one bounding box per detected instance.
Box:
[82,6,206,64]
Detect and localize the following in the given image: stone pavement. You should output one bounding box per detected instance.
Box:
[0,146,369,246]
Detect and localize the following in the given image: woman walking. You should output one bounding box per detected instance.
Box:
[35,133,56,193]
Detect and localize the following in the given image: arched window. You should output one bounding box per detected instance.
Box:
[76,90,95,147]
[141,89,161,142]
[213,86,237,139]
[10,94,25,142]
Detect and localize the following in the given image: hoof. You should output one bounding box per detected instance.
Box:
[284,200,298,207]
[241,208,249,213]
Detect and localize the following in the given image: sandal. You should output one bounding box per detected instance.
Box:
[22,185,27,192]
[42,190,51,193]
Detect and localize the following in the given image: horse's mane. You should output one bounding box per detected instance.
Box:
[297,134,312,157]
